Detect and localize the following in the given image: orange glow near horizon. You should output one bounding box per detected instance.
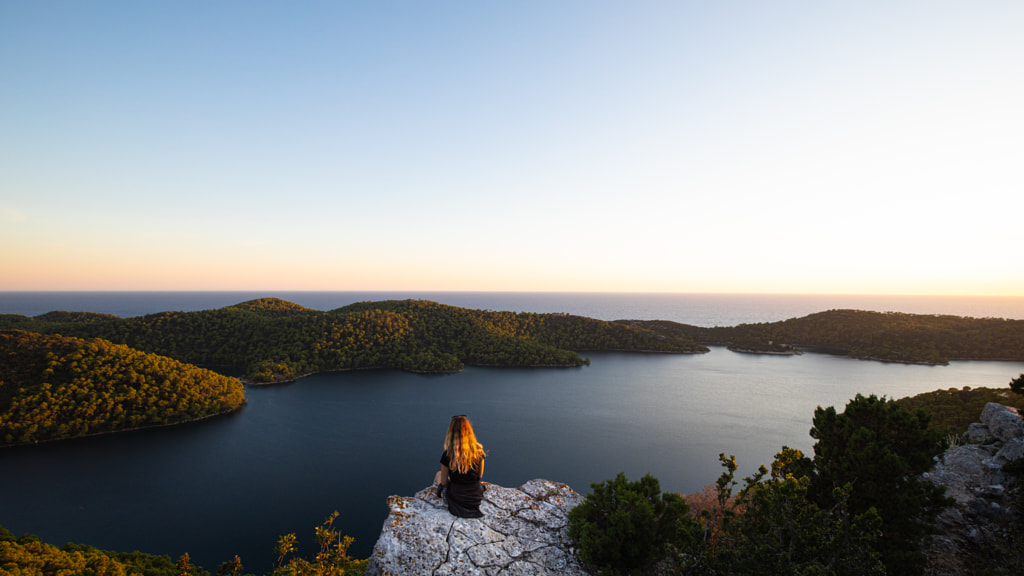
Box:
[2,3,1022,300]
[2,252,1021,298]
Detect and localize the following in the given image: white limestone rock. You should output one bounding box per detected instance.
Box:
[365,479,593,576]
[980,402,1024,443]
[927,444,998,505]
[925,403,1024,576]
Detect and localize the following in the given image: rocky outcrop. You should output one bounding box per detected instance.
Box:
[979,402,1024,444]
[924,402,1023,575]
[365,479,593,576]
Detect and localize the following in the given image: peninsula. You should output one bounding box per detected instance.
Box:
[620,309,1024,365]
[0,330,246,447]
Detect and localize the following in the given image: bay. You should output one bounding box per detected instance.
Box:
[1,292,1023,573]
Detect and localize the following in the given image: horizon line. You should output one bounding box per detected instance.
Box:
[1,289,1021,298]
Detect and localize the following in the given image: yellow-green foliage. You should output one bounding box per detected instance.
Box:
[0,298,707,382]
[0,539,140,576]
[228,298,315,317]
[270,512,366,576]
[0,330,246,446]
[0,518,366,576]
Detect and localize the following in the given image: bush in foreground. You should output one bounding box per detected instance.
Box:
[574,395,951,575]
[699,450,884,576]
[810,394,948,575]
[567,472,700,575]
[1012,373,1024,396]
[0,514,366,576]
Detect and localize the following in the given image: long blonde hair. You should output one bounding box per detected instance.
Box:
[444,415,486,474]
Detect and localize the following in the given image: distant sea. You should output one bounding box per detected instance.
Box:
[2,291,1023,326]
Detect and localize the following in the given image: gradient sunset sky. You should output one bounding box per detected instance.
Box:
[2,1,1021,295]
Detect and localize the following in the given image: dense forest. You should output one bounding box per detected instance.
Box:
[0,330,246,447]
[895,384,1024,436]
[0,525,185,576]
[0,298,707,383]
[622,309,1024,365]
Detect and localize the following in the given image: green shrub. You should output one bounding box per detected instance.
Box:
[709,450,884,576]
[1011,373,1024,396]
[568,472,699,575]
[810,394,949,576]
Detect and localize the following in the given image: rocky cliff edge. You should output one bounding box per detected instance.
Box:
[365,479,594,576]
[925,402,1024,574]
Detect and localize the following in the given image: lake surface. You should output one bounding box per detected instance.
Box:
[2,292,1024,573]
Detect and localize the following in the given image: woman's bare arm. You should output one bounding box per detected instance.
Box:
[434,466,450,486]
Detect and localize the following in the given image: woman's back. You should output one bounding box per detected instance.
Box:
[436,415,486,518]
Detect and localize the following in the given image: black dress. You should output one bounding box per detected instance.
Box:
[440,450,485,518]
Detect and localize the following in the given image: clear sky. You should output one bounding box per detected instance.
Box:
[2,1,1021,295]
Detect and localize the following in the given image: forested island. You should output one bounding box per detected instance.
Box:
[4,300,1024,448]
[0,330,246,447]
[621,308,1024,365]
[0,298,707,383]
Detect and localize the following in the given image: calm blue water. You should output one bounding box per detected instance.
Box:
[1,292,1023,573]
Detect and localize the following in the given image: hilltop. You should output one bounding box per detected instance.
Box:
[0,298,707,383]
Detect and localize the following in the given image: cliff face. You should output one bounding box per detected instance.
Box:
[365,479,593,576]
[924,402,1024,575]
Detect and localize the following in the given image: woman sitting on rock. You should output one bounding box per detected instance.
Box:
[433,414,487,518]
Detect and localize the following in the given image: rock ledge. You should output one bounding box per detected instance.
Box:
[365,479,593,576]
[925,402,1023,575]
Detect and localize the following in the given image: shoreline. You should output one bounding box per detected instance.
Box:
[0,402,246,450]
[727,347,802,356]
[240,348,712,385]
[239,346,1023,387]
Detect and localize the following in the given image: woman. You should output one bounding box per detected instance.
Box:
[433,415,487,518]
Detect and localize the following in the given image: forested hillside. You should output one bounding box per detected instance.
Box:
[0,525,187,576]
[622,309,1024,365]
[0,330,246,447]
[0,298,707,383]
[896,385,1024,435]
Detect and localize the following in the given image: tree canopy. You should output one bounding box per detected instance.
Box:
[623,309,1024,365]
[0,299,708,383]
[0,330,246,447]
[895,384,1024,436]
[809,394,949,575]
